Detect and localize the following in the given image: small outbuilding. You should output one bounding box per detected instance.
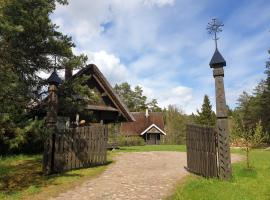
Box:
[120,110,166,145]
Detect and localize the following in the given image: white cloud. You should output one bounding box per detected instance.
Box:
[142,0,175,7]
[86,51,131,85]
[51,0,270,114]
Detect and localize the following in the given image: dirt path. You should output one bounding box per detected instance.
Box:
[50,152,242,200]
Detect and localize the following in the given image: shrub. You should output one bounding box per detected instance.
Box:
[117,135,145,146]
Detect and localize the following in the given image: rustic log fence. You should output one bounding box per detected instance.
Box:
[43,124,108,174]
[186,124,218,178]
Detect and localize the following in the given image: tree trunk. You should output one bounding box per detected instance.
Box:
[246,147,250,169]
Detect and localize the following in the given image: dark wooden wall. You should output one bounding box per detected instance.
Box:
[44,124,108,174]
[186,124,218,178]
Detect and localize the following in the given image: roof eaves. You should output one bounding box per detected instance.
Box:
[140,124,166,135]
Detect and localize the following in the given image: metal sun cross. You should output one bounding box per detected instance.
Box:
[207,18,224,49]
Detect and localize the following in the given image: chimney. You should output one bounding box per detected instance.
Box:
[65,67,73,81]
[145,108,149,118]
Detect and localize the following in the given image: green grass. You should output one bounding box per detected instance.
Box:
[2,146,268,200]
[0,154,112,200]
[168,149,270,200]
[114,144,186,152]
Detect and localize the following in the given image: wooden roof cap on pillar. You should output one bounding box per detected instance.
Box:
[47,70,62,86]
[209,48,226,68]
[72,64,135,122]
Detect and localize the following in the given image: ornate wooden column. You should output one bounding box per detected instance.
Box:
[210,49,232,180]
[43,70,62,175]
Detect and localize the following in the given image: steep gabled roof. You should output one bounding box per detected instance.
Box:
[72,64,135,122]
[120,112,165,136]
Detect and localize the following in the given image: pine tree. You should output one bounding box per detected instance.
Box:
[0,0,88,154]
[0,0,87,104]
[147,99,162,112]
[259,49,270,139]
[114,82,161,112]
[195,95,216,126]
[114,82,136,110]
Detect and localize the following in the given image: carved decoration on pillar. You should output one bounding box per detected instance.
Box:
[43,69,61,175]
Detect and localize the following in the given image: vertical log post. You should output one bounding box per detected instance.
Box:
[43,70,61,175]
[210,49,232,180]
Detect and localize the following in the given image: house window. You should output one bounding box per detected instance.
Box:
[157,134,160,140]
[147,134,150,140]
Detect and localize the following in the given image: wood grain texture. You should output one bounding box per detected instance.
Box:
[186,124,218,178]
[44,125,108,174]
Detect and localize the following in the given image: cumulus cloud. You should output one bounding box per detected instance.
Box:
[51,0,270,114]
[87,51,131,85]
[142,0,175,7]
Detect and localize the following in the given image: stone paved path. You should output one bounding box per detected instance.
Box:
[50,152,242,200]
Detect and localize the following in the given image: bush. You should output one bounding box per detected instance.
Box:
[0,117,46,155]
[117,135,145,146]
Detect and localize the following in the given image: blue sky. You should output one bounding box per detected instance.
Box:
[51,0,270,114]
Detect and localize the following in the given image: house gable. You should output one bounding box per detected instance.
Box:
[120,112,166,136]
[140,124,166,135]
[72,64,135,123]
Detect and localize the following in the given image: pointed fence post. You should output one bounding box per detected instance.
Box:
[43,70,62,175]
[210,49,232,180]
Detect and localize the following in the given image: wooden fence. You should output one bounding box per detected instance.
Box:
[43,124,108,174]
[186,124,218,178]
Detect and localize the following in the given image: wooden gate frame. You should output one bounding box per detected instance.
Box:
[43,72,108,174]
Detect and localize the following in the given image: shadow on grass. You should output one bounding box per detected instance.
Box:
[0,157,112,195]
[238,167,258,178]
[0,157,44,194]
[118,147,137,151]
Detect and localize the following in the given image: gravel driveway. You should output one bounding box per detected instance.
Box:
[50,152,242,200]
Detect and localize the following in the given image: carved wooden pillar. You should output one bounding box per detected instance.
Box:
[210,49,232,180]
[43,70,61,175]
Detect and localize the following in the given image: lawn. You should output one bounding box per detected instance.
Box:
[114,144,186,152]
[1,145,269,200]
[168,149,270,200]
[0,154,111,200]
[0,145,185,200]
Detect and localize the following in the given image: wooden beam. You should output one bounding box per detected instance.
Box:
[85,105,118,112]
[92,74,125,117]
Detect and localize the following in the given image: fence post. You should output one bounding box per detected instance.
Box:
[43,69,61,175]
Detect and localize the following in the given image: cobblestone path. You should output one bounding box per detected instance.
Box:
[50,152,241,200]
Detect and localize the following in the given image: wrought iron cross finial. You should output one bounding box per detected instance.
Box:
[53,55,57,72]
[207,18,224,49]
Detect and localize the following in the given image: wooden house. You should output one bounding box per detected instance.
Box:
[33,64,135,126]
[68,64,135,124]
[120,110,166,144]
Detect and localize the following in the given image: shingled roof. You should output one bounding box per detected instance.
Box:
[120,112,165,136]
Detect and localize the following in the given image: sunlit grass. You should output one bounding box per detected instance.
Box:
[168,149,270,200]
[114,144,186,152]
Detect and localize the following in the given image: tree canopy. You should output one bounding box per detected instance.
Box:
[194,95,216,126]
[114,82,161,112]
[163,105,188,144]
[232,49,270,143]
[0,0,87,154]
